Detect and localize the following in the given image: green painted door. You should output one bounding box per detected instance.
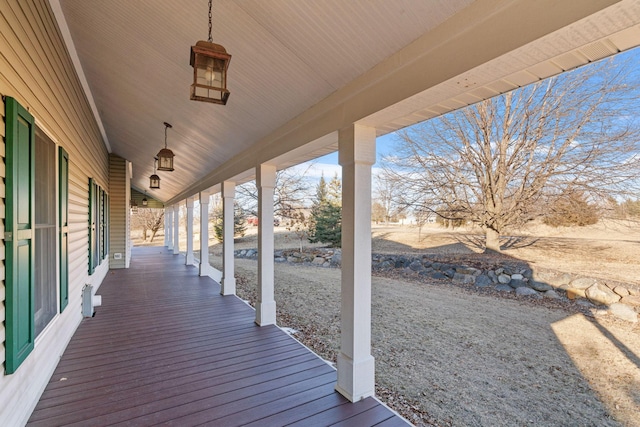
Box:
[5,97,35,374]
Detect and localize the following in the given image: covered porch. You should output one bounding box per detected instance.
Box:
[27,247,406,426]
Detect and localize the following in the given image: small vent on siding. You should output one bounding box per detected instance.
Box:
[579,40,618,62]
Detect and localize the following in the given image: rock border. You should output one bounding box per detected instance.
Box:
[234,248,639,323]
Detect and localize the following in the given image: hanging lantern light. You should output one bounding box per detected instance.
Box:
[157,122,174,171]
[142,196,148,207]
[150,157,161,189]
[130,199,138,213]
[190,0,231,105]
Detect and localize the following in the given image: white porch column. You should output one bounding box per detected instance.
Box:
[185,197,195,265]
[172,204,180,255]
[165,207,172,249]
[221,181,237,295]
[336,124,376,402]
[255,164,276,326]
[199,190,212,276]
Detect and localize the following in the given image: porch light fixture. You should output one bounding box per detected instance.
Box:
[130,199,138,213]
[149,157,161,189]
[142,194,148,206]
[157,122,174,172]
[190,0,231,105]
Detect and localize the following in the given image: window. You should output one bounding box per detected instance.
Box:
[34,128,57,336]
[88,179,108,274]
[5,97,70,373]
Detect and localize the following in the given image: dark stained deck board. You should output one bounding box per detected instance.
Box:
[28,246,409,426]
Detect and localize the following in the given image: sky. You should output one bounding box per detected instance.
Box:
[288,132,396,181]
[286,46,640,185]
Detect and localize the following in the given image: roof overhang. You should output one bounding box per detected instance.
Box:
[51,0,640,205]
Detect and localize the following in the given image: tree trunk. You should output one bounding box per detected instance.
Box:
[484,228,501,253]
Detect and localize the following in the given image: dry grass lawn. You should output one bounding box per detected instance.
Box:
[137,220,640,426]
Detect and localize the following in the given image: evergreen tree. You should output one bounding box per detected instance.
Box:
[213,202,247,242]
[309,173,342,247]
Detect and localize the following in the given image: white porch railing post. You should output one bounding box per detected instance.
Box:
[164,207,169,247]
[256,164,276,325]
[336,124,376,402]
[221,181,237,295]
[199,191,211,276]
[185,197,195,265]
[165,206,173,249]
[173,204,180,255]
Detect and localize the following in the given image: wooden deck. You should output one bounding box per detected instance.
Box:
[27,246,408,426]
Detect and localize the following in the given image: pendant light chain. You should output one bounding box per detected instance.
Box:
[208,0,213,43]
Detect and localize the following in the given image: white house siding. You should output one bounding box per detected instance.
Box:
[0,0,110,425]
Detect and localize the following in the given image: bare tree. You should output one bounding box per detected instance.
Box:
[131,208,164,242]
[382,57,640,252]
[236,166,312,220]
[374,174,400,224]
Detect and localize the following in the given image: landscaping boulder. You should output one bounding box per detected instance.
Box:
[620,295,640,306]
[456,267,481,276]
[516,287,540,298]
[312,256,326,265]
[566,288,586,299]
[475,275,493,288]
[609,303,638,323]
[330,251,341,267]
[495,284,514,293]
[544,290,561,299]
[453,273,475,285]
[529,280,553,292]
[570,277,598,290]
[613,286,630,297]
[585,284,621,306]
[409,260,425,272]
[509,279,527,289]
[497,274,511,284]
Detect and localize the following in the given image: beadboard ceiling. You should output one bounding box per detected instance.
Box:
[52,0,640,204]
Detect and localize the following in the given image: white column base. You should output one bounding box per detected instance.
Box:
[335,352,375,402]
[255,300,276,326]
[221,276,236,296]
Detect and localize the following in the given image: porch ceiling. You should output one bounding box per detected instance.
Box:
[52,0,640,205]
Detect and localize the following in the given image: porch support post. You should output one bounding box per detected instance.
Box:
[336,124,376,402]
[255,164,276,326]
[221,181,237,295]
[165,207,173,249]
[173,204,180,255]
[185,197,195,265]
[199,191,212,276]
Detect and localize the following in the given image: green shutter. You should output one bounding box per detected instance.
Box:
[59,147,69,311]
[101,190,108,260]
[104,193,109,259]
[5,97,36,374]
[99,188,104,260]
[88,178,95,274]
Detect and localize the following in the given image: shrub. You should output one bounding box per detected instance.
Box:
[543,192,599,227]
